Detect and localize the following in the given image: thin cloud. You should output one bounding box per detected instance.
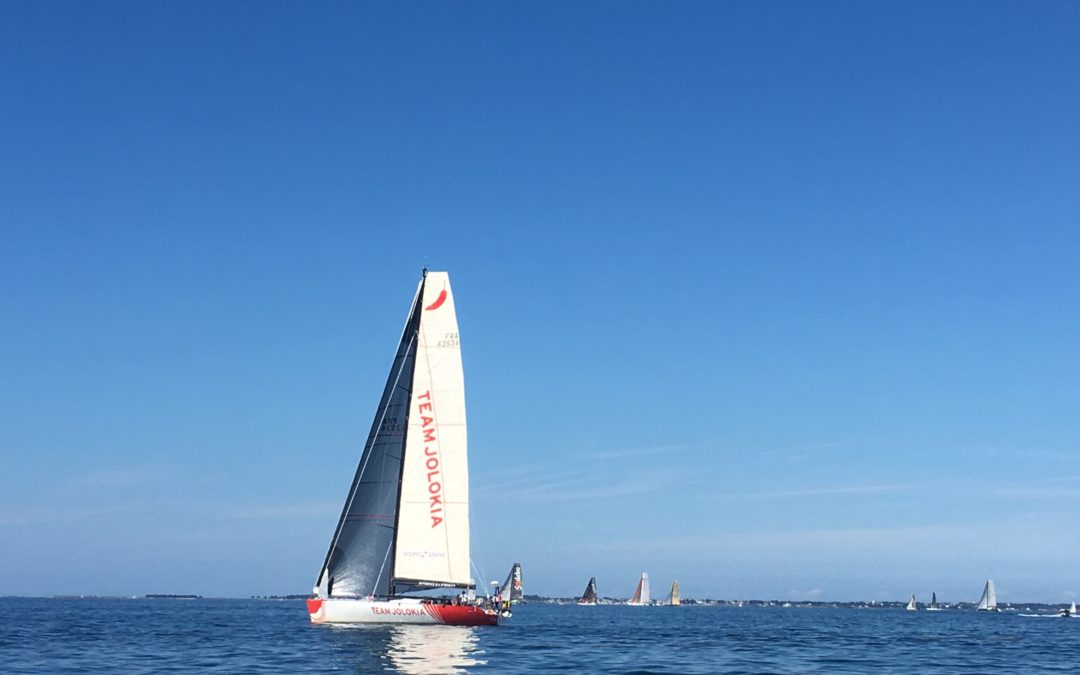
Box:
[0,504,136,526]
[565,518,1080,563]
[584,444,685,461]
[497,469,681,503]
[1039,474,1080,484]
[472,468,588,495]
[996,487,1080,499]
[760,441,853,458]
[70,468,168,487]
[741,484,910,499]
[221,501,341,519]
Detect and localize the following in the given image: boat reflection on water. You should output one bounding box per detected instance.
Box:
[385,624,486,674]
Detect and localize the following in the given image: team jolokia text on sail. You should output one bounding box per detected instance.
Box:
[306,271,499,626]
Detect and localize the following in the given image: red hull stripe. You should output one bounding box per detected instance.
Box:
[429,604,498,626]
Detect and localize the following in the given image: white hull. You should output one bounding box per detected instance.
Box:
[308,597,497,626]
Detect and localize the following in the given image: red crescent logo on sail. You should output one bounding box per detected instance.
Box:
[425,289,447,311]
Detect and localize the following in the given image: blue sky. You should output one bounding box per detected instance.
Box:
[2,1,1078,602]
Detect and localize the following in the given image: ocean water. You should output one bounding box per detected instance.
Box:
[1,598,1078,673]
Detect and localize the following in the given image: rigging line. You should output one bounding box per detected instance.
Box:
[371,530,396,597]
[470,559,491,600]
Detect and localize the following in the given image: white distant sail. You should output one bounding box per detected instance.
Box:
[906,594,917,611]
[976,580,998,611]
[628,573,650,605]
[1071,601,1077,616]
[669,580,681,606]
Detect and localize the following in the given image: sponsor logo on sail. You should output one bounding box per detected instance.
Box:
[416,390,444,527]
[425,288,447,311]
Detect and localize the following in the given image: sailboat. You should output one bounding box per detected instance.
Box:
[926,592,942,611]
[976,580,999,612]
[906,594,917,611]
[578,577,598,605]
[668,580,681,606]
[1071,601,1077,616]
[627,573,650,606]
[498,562,524,606]
[306,271,498,626]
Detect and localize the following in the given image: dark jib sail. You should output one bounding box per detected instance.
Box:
[315,280,426,598]
[580,577,598,604]
[499,563,523,604]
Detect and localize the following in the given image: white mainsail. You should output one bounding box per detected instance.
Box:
[392,272,472,590]
[906,594,917,611]
[670,580,681,606]
[1071,601,1077,616]
[628,573,650,605]
[976,580,998,611]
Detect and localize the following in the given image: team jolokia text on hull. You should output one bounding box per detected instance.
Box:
[306,271,497,626]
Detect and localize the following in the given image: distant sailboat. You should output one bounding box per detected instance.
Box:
[976,580,999,612]
[627,573,650,606]
[578,577,598,605]
[498,563,523,606]
[906,595,918,611]
[1071,601,1077,616]
[306,271,497,626]
[926,592,942,611]
[668,580,681,606]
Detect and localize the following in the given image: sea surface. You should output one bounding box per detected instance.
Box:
[2,598,1078,673]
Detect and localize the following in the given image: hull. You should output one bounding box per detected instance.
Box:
[307,597,498,626]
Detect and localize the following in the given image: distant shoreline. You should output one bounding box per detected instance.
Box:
[0,595,1070,610]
